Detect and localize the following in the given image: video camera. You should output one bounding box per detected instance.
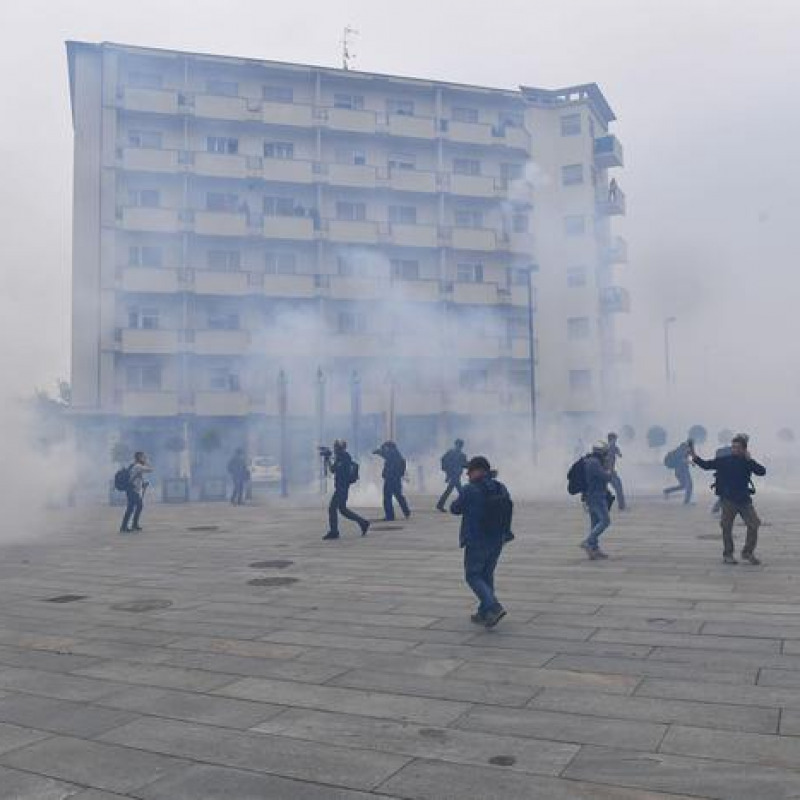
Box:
[318,446,333,460]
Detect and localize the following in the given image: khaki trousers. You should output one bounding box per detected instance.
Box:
[720,499,760,557]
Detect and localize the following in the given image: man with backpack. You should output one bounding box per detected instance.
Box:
[576,442,614,560]
[227,447,250,506]
[373,441,411,522]
[691,434,766,565]
[436,439,468,512]
[663,440,694,505]
[451,456,513,628]
[119,451,153,534]
[323,440,370,540]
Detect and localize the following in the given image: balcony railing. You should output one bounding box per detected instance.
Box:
[594,134,624,168]
[603,236,629,264]
[596,185,626,216]
[599,286,631,314]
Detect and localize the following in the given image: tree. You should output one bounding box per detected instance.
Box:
[688,425,708,445]
[647,426,667,449]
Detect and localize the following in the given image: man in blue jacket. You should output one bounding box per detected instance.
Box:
[323,440,370,541]
[451,456,513,628]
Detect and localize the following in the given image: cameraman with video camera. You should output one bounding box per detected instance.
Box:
[321,440,370,541]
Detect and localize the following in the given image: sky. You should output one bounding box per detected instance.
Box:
[1,0,798,437]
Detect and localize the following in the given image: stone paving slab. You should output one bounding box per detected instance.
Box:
[1,495,800,798]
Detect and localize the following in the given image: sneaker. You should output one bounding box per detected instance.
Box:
[593,548,610,559]
[119,528,130,534]
[741,553,762,565]
[132,526,143,532]
[484,607,507,628]
[663,489,669,500]
[723,554,738,565]
[436,505,447,513]
[470,613,486,625]
[588,548,605,561]
[322,533,340,541]
[360,521,370,537]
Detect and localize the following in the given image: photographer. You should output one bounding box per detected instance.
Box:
[691,434,766,565]
[120,451,153,534]
[372,441,411,522]
[322,440,370,541]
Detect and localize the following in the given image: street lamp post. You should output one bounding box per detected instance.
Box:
[525,266,538,464]
[316,367,326,494]
[278,369,289,497]
[664,316,677,393]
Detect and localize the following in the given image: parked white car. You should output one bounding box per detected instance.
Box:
[250,456,281,485]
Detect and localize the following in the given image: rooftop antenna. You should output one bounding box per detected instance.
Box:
[342,26,359,70]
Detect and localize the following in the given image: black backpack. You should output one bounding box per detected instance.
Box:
[567,458,587,495]
[663,448,681,469]
[481,482,513,537]
[114,465,132,492]
[349,461,360,484]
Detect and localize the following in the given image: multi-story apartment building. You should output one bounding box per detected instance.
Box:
[66,41,629,480]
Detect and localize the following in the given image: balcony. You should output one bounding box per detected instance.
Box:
[325,334,383,358]
[120,207,179,233]
[193,152,247,179]
[494,125,530,151]
[603,236,629,264]
[194,210,248,237]
[449,173,497,198]
[328,219,379,244]
[594,134,624,168]
[599,286,631,314]
[447,120,494,146]
[121,391,179,417]
[596,186,626,216]
[262,101,314,127]
[451,390,504,414]
[390,223,439,248]
[121,267,179,294]
[120,87,179,115]
[120,147,179,173]
[194,329,251,355]
[387,114,436,139]
[262,273,317,298]
[450,227,497,252]
[501,232,536,256]
[509,284,532,307]
[194,270,250,296]
[324,107,377,134]
[452,282,500,306]
[120,328,179,354]
[262,216,316,241]
[326,163,377,189]
[389,279,440,303]
[193,93,247,122]
[194,391,250,416]
[329,276,389,300]
[387,169,437,193]
[262,159,315,184]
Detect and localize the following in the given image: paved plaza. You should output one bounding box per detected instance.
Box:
[1,491,800,799]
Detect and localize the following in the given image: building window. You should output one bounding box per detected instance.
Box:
[264,142,294,159]
[455,209,483,228]
[126,364,162,391]
[388,153,416,171]
[335,148,367,165]
[336,201,366,221]
[265,252,297,275]
[499,110,524,128]
[128,245,163,268]
[511,267,531,286]
[206,79,238,97]
[207,250,241,271]
[207,136,238,155]
[512,213,529,233]
[564,215,586,237]
[207,311,240,330]
[209,367,240,391]
[501,162,524,182]
[128,189,160,208]
[337,311,367,334]
[562,164,584,186]
[263,85,293,103]
[387,99,414,116]
[457,262,484,283]
[507,317,528,339]
[388,205,417,224]
[128,72,163,90]
[568,317,591,340]
[459,368,488,391]
[128,307,160,330]
[510,368,530,388]
[561,113,582,136]
[333,93,364,110]
[569,369,592,392]
[391,259,420,280]
[127,130,162,149]
[567,266,588,288]
[206,192,239,212]
[454,158,481,176]
[452,106,479,123]
[263,196,295,217]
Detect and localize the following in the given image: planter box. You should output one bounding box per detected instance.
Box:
[162,478,190,503]
[200,477,228,501]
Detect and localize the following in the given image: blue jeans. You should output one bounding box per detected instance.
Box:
[609,472,626,510]
[464,537,504,615]
[586,495,611,549]
[665,466,693,504]
[328,486,368,535]
[121,489,143,531]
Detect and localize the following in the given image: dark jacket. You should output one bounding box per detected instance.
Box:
[442,448,468,480]
[374,444,406,481]
[584,454,611,500]
[451,476,511,548]
[693,454,766,503]
[227,454,249,481]
[330,450,354,491]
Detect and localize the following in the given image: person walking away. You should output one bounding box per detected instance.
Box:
[323,440,370,540]
[691,434,766,564]
[227,447,249,505]
[120,451,153,533]
[663,440,694,504]
[451,456,513,628]
[607,432,627,511]
[580,442,613,559]
[373,441,411,521]
[436,439,468,512]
